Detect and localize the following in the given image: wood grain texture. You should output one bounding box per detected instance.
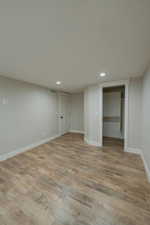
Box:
[103,116,120,123]
[0,133,150,225]
[103,136,124,150]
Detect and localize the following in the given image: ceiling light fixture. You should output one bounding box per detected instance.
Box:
[56,81,61,85]
[100,72,106,77]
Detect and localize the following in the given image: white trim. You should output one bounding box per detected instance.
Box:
[140,151,150,183]
[69,130,84,134]
[125,147,141,155]
[84,138,101,147]
[100,79,129,88]
[58,93,70,136]
[99,87,103,147]
[0,134,60,161]
[125,147,150,183]
[99,79,129,151]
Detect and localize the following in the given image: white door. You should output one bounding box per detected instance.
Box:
[58,94,70,135]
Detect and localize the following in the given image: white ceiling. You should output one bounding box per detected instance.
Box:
[0,0,150,92]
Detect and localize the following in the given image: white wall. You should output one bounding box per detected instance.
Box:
[0,76,85,158]
[84,85,102,146]
[0,74,144,158]
[128,77,142,149]
[0,76,59,156]
[141,67,150,173]
[103,92,122,138]
[84,78,142,149]
[70,93,84,133]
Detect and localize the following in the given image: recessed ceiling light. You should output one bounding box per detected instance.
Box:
[56,81,61,85]
[100,72,106,77]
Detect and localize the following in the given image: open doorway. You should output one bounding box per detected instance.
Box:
[102,85,125,150]
[58,93,70,136]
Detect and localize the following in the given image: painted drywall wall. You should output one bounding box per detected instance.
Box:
[84,85,102,146]
[84,79,142,148]
[0,76,60,156]
[128,77,142,149]
[141,67,150,172]
[70,93,84,133]
[1,74,142,157]
[103,92,122,138]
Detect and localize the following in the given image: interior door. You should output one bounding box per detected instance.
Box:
[58,94,70,135]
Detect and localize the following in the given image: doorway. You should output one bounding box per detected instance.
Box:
[58,93,70,136]
[102,85,125,150]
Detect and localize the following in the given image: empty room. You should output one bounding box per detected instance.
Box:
[0,1,150,225]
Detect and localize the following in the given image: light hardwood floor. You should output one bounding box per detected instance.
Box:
[0,133,150,225]
[103,136,124,151]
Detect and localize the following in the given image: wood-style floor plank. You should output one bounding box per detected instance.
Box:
[0,133,150,225]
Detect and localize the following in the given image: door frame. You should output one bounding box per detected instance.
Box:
[58,92,70,136]
[99,80,129,151]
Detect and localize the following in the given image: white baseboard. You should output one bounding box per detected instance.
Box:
[84,138,101,147]
[125,147,150,183]
[140,151,150,183]
[69,130,84,134]
[0,134,60,161]
[125,147,142,155]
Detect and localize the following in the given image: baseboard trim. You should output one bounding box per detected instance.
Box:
[125,148,142,155]
[125,147,150,183]
[69,130,84,134]
[84,138,101,147]
[140,151,150,183]
[0,134,60,161]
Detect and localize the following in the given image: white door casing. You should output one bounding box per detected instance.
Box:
[58,93,70,136]
[99,80,129,151]
[84,80,129,151]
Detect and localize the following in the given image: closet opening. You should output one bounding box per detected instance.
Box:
[102,85,125,151]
